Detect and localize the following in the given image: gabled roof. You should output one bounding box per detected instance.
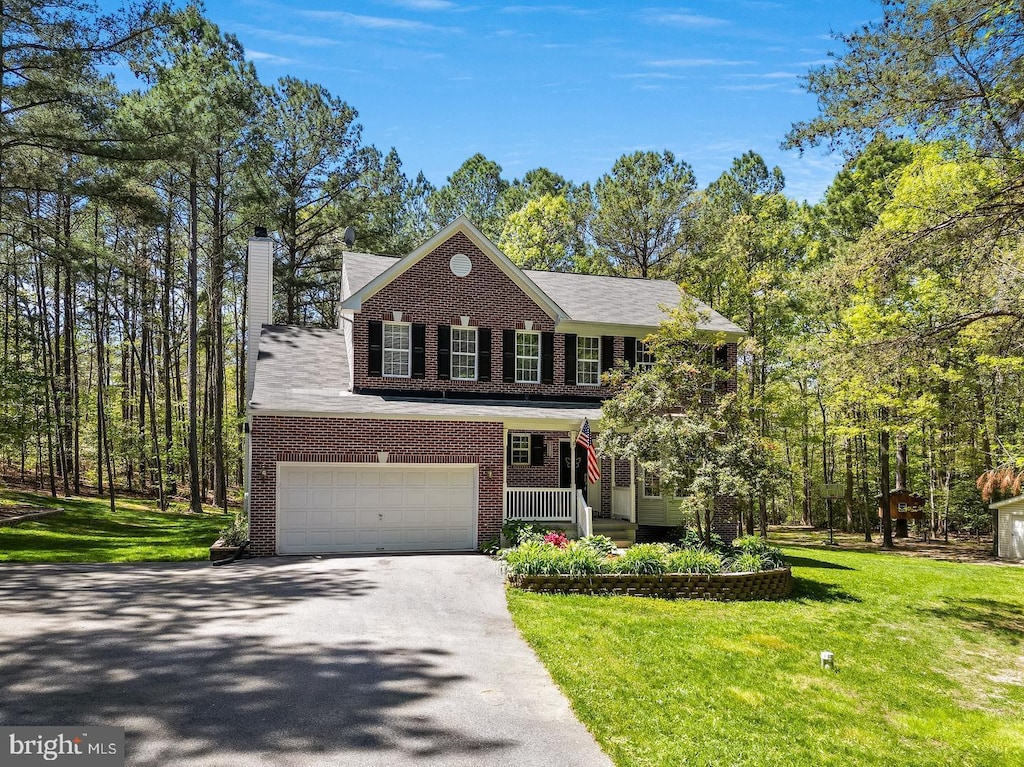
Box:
[339,225,745,339]
[338,215,567,321]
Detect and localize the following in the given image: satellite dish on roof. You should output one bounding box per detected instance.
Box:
[343,226,356,248]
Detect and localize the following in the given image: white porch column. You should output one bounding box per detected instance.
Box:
[629,459,637,523]
[502,427,508,522]
[569,430,577,524]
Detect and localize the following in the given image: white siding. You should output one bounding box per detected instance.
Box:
[246,236,274,401]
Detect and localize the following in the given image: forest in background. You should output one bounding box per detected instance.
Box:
[2,0,1022,541]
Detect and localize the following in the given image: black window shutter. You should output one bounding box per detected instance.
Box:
[436,325,451,381]
[564,334,577,385]
[478,328,492,382]
[502,329,516,383]
[368,320,383,377]
[600,335,615,373]
[530,434,545,466]
[714,344,729,366]
[623,336,636,368]
[506,432,512,464]
[541,331,555,385]
[411,323,426,379]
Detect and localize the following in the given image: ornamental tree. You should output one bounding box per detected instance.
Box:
[597,304,784,546]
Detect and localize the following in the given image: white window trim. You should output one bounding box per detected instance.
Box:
[510,433,531,465]
[515,330,541,384]
[576,336,600,386]
[383,321,411,378]
[641,468,661,498]
[451,326,478,381]
[635,339,655,371]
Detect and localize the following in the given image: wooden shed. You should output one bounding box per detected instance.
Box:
[989,495,1024,561]
[877,490,926,521]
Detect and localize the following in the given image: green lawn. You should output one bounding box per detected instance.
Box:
[0,489,232,562]
[508,546,1024,767]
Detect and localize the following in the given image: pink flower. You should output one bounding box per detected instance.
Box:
[543,532,569,549]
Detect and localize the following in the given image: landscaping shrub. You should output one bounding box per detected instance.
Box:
[731,535,787,569]
[557,542,606,575]
[218,513,248,546]
[504,540,561,576]
[502,520,555,546]
[678,527,726,552]
[577,535,616,556]
[728,552,766,573]
[666,548,724,574]
[613,543,669,575]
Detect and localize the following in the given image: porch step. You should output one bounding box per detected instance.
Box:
[591,518,637,548]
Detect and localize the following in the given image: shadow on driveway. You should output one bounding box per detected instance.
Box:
[0,559,537,766]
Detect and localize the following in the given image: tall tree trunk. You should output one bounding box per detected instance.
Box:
[879,418,894,549]
[187,158,203,513]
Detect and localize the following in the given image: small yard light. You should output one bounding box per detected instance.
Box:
[820,651,835,670]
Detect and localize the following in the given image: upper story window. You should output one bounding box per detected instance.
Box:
[577,336,600,386]
[451,327,477,381]
[635,340,655,371]
[383,321,411,377]
[515,330,540,383]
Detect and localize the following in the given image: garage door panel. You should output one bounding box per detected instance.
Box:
[277,463,477,555]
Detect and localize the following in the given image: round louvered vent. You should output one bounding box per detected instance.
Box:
[449,252,472,277]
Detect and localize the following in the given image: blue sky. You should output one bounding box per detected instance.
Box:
[203,0,879,202]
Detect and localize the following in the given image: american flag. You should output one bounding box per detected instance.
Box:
[576,418,601,484]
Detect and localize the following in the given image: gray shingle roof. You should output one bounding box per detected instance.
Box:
[340,251,397,299]
[524,269,744,335]
[339,251,744,336]
[250,323,601,423]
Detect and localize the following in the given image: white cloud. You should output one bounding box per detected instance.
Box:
[386,0,458,9]
[295,9,457,33]
[245,49,297,65]
[640,11,728,29]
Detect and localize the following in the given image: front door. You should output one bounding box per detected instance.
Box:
[559,441,589,502]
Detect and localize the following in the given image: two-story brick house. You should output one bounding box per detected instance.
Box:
[245,216,744,556]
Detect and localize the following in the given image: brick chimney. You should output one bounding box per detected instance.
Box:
[246,227,273,401]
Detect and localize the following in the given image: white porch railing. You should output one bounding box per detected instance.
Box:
[576,489,593,538]
[505,488,575,524]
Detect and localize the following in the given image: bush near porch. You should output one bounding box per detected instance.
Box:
[508,544,1024,767]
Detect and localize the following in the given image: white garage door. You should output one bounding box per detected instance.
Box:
[277,463,477,555]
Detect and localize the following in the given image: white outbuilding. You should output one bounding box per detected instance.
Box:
[989,495,1024,561]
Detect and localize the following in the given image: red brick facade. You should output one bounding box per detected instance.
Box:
[351,232,625,398]
[249,415,504,556]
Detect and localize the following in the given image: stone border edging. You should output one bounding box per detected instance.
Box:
[0,507,65,527]
[508,566,792,601]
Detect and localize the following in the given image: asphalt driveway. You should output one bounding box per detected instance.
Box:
[0,554,611,766]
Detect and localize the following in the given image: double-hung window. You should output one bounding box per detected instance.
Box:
[451,327,477,381]
[577,336,600,386]
[515,330,540,383]
[383,321,411,377]
[642,469,661,498]
[510,434,531,465]
[635,340,655,371]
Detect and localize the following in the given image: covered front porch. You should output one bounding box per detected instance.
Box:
[501,424,636,543]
